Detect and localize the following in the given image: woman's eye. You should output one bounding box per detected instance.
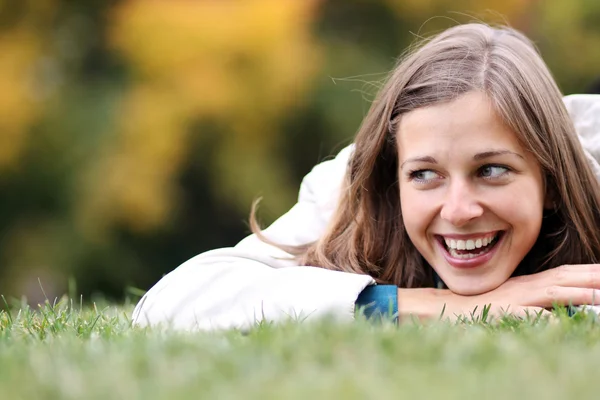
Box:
[479,165,509,178]
[410,169,439,182]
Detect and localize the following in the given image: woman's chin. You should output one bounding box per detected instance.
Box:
[443,277,504,296]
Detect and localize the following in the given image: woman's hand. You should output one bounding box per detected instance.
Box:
[398,264,600,321]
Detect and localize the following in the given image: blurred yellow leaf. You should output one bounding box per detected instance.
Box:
[78,0,321,236]
[0,0,60,169]
[0,28,40,169]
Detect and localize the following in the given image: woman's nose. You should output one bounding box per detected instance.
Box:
[439,181,484,227]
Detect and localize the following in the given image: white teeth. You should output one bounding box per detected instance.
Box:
[443,233,498,250]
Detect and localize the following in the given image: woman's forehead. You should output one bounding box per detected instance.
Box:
[396,92,526,161]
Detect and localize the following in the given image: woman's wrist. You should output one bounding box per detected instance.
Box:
[356,286,467,322]
[397,288,456,321]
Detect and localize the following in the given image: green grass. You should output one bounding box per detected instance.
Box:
[1,299,600,400]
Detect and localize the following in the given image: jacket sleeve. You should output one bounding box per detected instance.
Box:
[564,94,600,316]
[131,145,376,331]
[563,94,600,180]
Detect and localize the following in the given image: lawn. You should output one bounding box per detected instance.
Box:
[1,299,600,400]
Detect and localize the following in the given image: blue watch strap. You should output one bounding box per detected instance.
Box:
[355,285,398,322]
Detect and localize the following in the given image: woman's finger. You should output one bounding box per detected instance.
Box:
[547,265,600,288]
[536,286,600,307]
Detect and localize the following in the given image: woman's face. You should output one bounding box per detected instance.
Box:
[397,91,546,295]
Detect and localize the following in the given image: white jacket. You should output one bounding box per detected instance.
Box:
[132,95,600,330]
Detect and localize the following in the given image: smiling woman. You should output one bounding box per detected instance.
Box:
[132,23,600,330]
[398,91,547,296]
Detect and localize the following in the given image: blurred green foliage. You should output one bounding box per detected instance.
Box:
[0,0,599,302]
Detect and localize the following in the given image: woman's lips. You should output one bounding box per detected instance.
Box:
[435,231,505,269]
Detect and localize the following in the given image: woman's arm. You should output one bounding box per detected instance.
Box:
[398,264,600,321]
[132,256,375,330]
[132,146,379,330]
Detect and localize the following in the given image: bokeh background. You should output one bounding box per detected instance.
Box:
[1,0,599,303]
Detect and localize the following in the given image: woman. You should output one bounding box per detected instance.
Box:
[132,23,600,330]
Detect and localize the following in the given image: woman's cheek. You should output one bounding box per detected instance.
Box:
[493,183,544,232]
[401,190,434,238]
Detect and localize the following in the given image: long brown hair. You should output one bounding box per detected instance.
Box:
[251,23,600,288]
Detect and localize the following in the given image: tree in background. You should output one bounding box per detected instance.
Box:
[80,0,320,235]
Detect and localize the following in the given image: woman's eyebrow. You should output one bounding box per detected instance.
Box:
[400,156,437,169]
[400,149,524,169]
[473,149,524,161]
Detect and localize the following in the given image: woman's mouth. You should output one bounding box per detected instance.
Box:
[435,231,505,268]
